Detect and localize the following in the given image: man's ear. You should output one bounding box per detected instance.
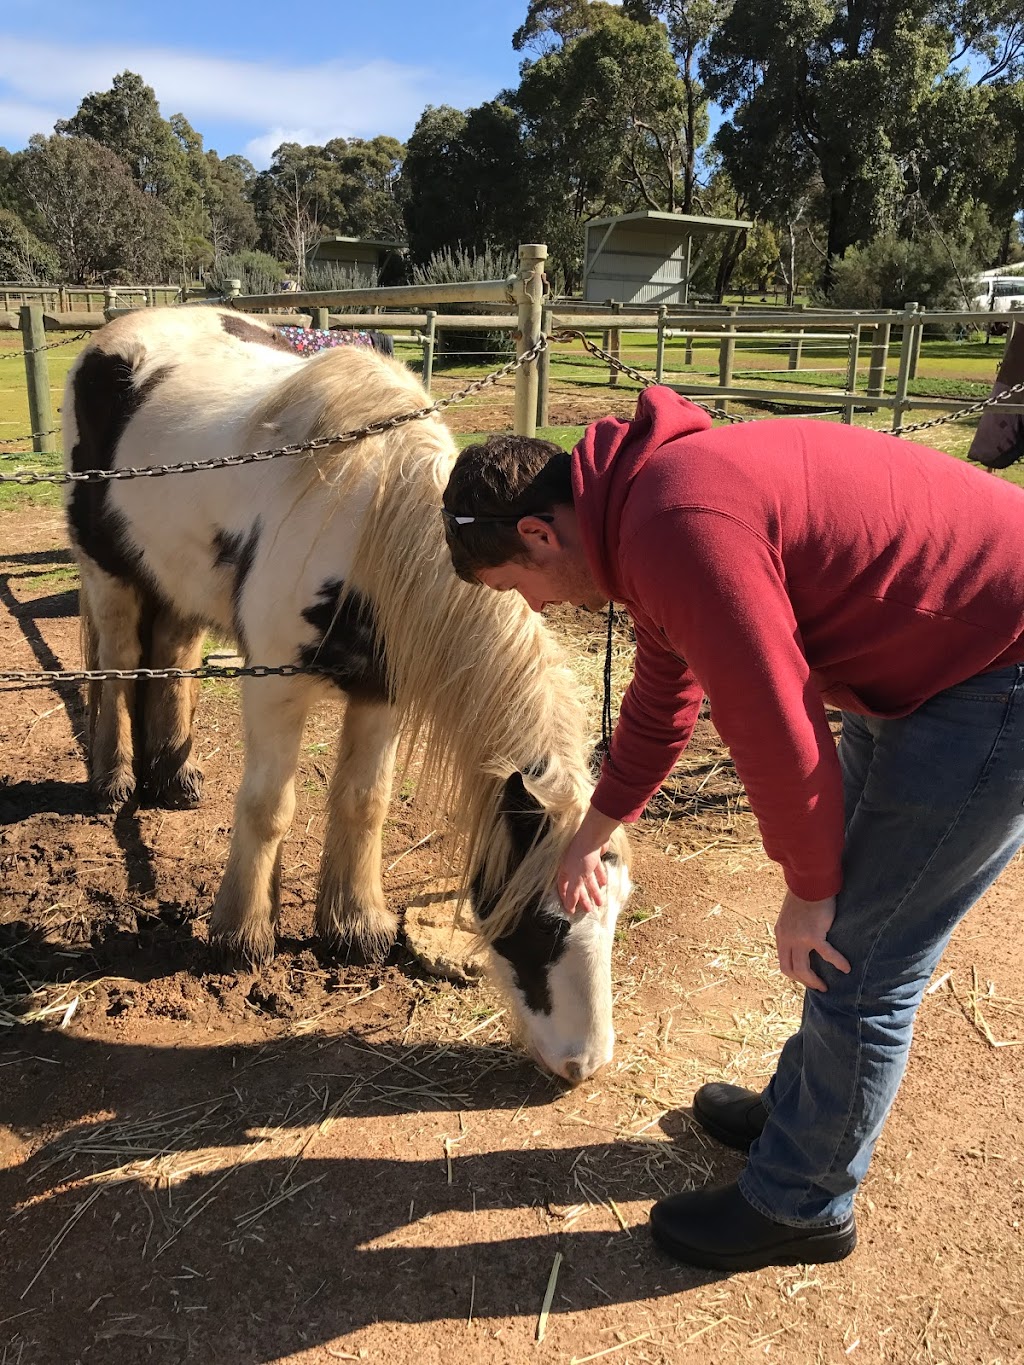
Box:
[516,514,560,555]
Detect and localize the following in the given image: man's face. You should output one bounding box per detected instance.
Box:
[476,516,606,614]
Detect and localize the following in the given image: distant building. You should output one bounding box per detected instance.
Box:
[304,236,407,285]
[583,211,752,305]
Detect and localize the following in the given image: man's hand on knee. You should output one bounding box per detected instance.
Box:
[775,892,851,991]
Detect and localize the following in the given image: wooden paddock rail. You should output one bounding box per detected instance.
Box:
[4,254,1023,453]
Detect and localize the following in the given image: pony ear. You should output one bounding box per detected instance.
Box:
[501,770,548,859]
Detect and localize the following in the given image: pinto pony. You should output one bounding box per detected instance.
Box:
[63,307,632,1082]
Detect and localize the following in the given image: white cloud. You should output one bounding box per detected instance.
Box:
[0,36,492,163]
[0,98,63,144]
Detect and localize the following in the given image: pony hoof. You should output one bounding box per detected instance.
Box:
[208,930,276,972]
[144,764,204,810]
[91,772,137,811]
[317,921,397,966]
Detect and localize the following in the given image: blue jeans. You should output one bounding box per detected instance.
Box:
[739,664,1024,1228]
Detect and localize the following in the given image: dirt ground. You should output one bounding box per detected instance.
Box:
[2,505,1023,1365]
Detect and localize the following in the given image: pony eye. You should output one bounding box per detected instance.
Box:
[600,850,620,866]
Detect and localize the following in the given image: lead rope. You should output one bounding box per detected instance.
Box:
[598,601,615,761]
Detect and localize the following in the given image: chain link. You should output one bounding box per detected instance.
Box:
[0,334,550,485]
[0,329,90,362]
[551,327,753,423]
[0,661,340,688]
[891,376,1024,435]
[0,431,59,451]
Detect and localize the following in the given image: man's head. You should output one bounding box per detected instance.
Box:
[443,434,605,612]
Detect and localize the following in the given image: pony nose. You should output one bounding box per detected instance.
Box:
[564,1060,584,1084]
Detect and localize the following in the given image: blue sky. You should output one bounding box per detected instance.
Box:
[0,0,536,166]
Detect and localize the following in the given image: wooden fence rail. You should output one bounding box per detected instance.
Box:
[4,254,1022,453]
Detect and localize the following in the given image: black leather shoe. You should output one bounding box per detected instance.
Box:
[693,1082,768,1152]
[650,1181,857,1272]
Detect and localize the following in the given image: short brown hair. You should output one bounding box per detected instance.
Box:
[443,434,573,582]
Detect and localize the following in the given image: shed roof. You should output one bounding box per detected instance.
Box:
[309,235,407,251]
[585,211,752,235]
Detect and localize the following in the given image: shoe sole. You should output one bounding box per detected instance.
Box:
[691,1096,763,1153]
[650,1219,857,1272]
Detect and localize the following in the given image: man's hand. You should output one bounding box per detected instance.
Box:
[775,891,851,991]
[557,805,622,915]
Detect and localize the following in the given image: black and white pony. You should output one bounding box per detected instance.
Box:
[63,307,633,1083]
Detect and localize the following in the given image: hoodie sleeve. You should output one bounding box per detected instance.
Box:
[607,506,846,901]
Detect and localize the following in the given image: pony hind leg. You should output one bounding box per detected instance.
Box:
[316,698,400,962]
[78,561,144,808]
[209,675,312,969]
[141,606,205,808]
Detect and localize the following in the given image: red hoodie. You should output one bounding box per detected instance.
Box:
[572,387,1024,900]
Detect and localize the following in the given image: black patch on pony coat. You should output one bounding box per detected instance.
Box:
[298,579,390,702]
[474,771,568,1016]
[213,521,262,655]
[220,313,294,352]
[67,352,172,584]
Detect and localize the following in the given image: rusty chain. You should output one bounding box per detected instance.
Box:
[3,326,1023,688]
[0,329,90,362]
[0,333,551,485]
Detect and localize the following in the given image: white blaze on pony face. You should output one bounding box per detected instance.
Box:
[520,852,632,1085]
[478,774,633,1085]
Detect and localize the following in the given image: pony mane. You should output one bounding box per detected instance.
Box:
[254,344,597,938]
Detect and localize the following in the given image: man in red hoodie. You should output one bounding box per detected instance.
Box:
[442,387,1024,1272]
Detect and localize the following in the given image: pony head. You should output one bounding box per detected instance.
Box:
[473,771,633,1084]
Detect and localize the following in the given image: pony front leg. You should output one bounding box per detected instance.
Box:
[142,605,205,809]
[316,698,400,962]
[78,562,143,808]
[209,676,312,969]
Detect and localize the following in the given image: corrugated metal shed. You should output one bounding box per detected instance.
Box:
[305,235,407,281]
[583,211,751,305]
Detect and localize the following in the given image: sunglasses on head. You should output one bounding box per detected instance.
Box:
[441,510,555,531]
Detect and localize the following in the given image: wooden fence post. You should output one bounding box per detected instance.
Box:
[788,302,805,370]
[891,302,919,431]
[655,305,667,383]
[843,326,861,424]
[20,305,53,454]
[867,322,891,398]
[607,300,622,387]
[537,303,552,430]
[718,305,738,415]
[422,310,437,395]
[513,243,548,438]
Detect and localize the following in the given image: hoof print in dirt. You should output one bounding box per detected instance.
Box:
[404,882,486,984]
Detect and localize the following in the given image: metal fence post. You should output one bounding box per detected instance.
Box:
[867,321,891,398]
[20,304,53,454]
[843,325,861,424]
[227,279,242,301]
[537,303,552,430]
[513,243,548,438]
[312,306,330,330]
[655,305,667,383]
[422,310,437,395]
[104,286,117,314]
[892,302,919,431]
[909,306,924,380]
[718,305,737,415]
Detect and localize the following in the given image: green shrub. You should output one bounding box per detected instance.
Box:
[820,234,978,316]
[410,246,517,366]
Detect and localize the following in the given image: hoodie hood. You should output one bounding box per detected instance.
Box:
[571,386,713,601]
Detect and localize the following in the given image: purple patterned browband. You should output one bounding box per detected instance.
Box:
[276,325,390,357]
